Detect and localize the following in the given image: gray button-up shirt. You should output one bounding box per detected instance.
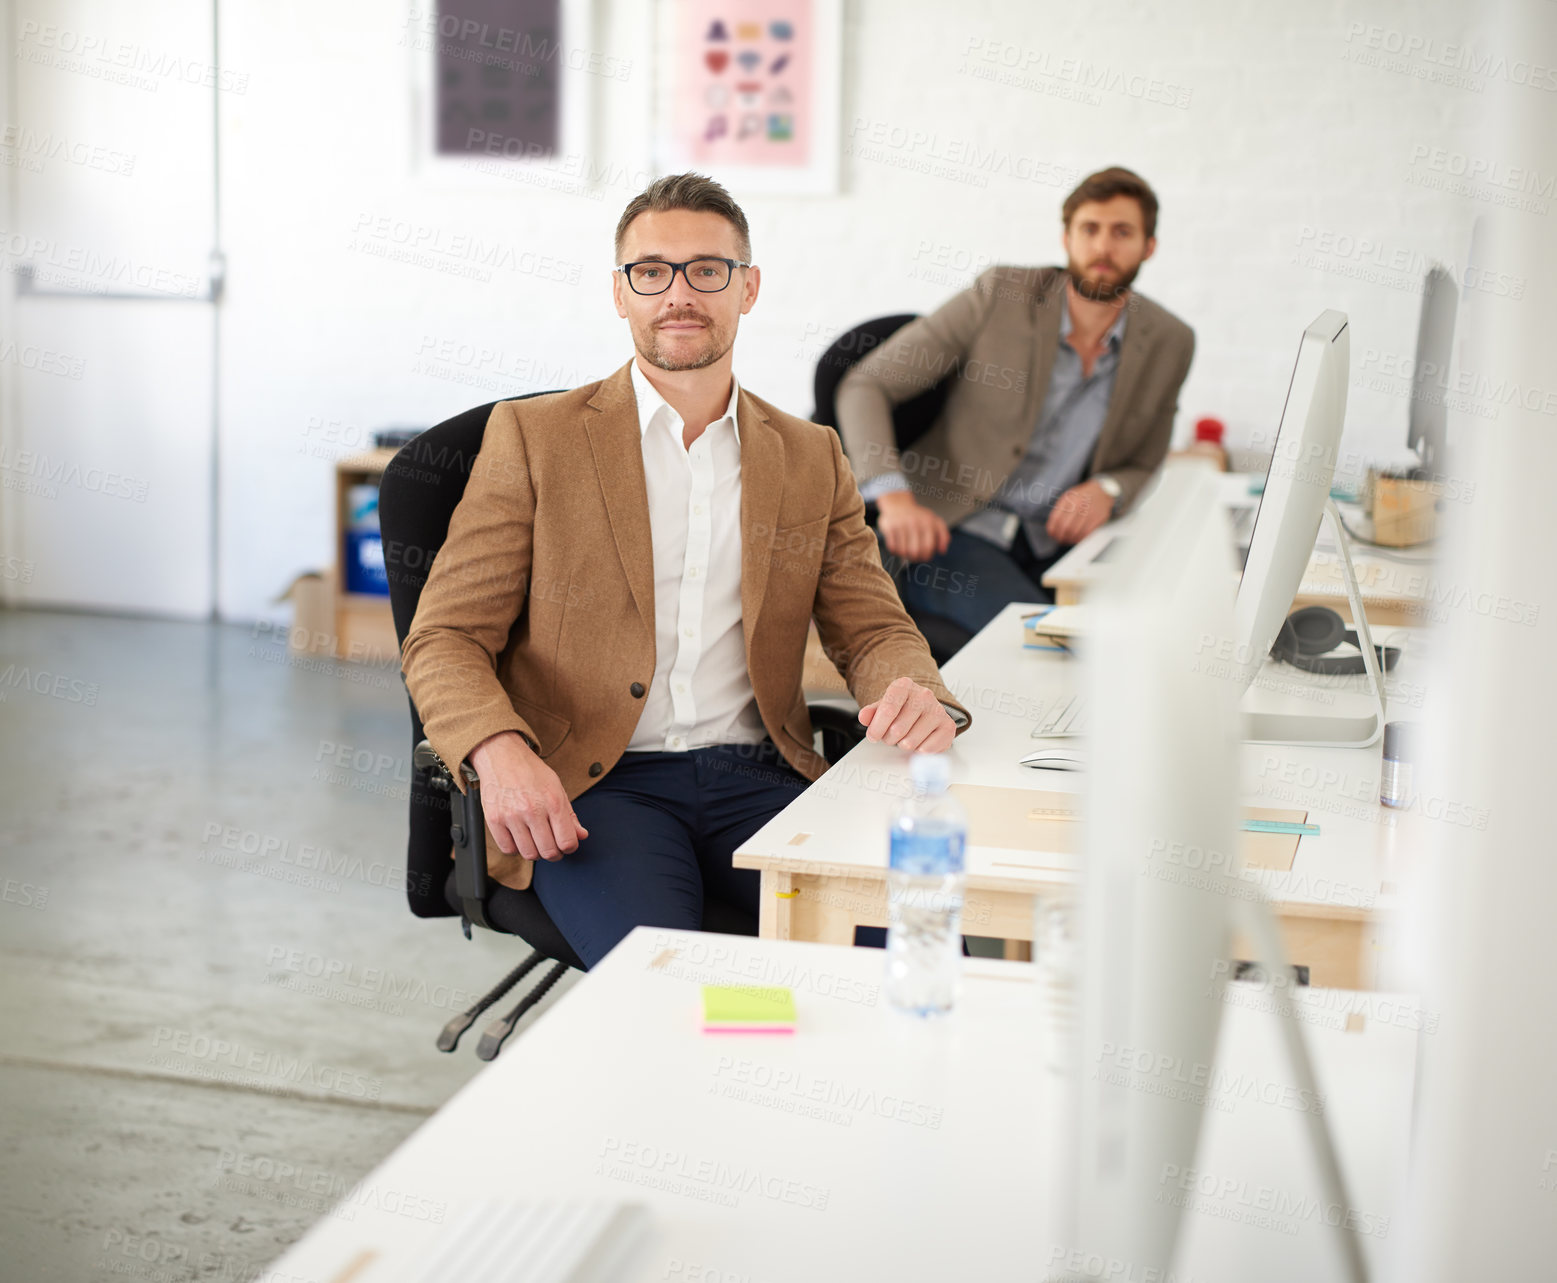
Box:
[861,301,1128,561]
[959,303,1126,560]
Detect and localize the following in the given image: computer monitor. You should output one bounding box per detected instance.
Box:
[1233,310,1349,693]
[1407,266,1457,477]
[1229,310,1386,746]
[1382,76,1557,1265]
[1039,462,1243,1279]
[1040,462,1369,1283]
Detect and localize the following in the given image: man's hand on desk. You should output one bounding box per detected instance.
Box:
[468,731,588,861]
[1045,479,1116,546]
[857,676,957,753]
[876,491,950,563]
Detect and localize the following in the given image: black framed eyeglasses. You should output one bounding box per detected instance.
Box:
[617,257,751,295]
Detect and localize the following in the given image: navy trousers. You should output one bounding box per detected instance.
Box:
[879,525,1064,635]
[529,739,810,969]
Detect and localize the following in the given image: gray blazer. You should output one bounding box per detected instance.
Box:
[834,264,1195,520]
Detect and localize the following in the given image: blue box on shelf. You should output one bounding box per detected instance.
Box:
[344,529,389,595]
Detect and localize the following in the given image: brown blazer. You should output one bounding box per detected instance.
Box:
[835,264,1195,519]
[401,361,971,892]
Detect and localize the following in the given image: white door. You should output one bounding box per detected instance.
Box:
[1,0,218,617]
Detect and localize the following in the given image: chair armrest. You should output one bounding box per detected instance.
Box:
[806,701,867,765]
[413,740,480,789]
[414,739,491,929]
[412,739,451,779]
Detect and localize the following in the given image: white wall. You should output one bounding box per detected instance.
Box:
[218,0,1485,622]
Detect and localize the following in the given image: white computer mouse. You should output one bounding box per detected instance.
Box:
[1019,747,1087,771]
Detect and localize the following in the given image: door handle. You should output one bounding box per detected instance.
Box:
[13,251,225,303]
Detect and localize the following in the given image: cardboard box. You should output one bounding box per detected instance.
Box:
[276,569,337,657]
[1366,469,1440,547]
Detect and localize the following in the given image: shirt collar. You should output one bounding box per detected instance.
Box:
[1060,298,1128,351]
[630,360,742,443]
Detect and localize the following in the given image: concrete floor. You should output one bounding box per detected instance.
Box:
[0,608,580,1283]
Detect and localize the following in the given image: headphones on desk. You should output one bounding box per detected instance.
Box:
[1270,606,1401,676]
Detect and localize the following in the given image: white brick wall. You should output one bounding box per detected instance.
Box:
[219,0,1490,618]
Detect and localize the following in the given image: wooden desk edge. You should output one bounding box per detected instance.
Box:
[738,850,1380,920]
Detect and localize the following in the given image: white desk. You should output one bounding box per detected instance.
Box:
[1043,471,1436,626]
[259,929,1419,1283]
[739,603,1428,989]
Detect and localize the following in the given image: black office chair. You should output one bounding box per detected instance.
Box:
[379,392,866,1060]
[811,314,974,665]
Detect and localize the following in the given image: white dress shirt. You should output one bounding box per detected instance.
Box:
[625,361,769,753]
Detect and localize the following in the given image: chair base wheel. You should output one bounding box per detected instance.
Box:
[475,961,570,1060]
[433,951,544,1053]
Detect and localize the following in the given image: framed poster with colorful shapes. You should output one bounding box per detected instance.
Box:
[653,0,841,194]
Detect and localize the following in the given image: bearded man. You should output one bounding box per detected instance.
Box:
[836,165,1196,632]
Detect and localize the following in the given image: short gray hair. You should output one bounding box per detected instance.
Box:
[614,172,752,263]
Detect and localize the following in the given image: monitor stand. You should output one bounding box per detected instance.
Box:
[1229,889,1372,1283]
[1243,499,1389,749]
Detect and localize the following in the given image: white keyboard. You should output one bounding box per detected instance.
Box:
[401,1200,649,1283]
[1033,692,1088,738]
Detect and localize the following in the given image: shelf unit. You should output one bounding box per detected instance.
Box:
[333,448,401,664]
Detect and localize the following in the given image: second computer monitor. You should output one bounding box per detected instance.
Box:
[1408,265,1457,477]
[1231,309,1350,696]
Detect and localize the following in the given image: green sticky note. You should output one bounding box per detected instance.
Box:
[1242,819,1321,836]
[701,984,796,1033]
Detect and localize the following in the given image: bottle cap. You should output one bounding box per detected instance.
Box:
[1194,417,1225,444]
[908,752,950,795]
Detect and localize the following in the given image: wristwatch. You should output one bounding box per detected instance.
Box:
[1095,474,1122,502]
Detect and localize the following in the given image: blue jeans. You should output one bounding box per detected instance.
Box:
[529,740,809,969]
[879,527,1056,636]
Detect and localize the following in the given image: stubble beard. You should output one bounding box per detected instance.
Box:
[637,311,733,372]
[1065,259,1141,303]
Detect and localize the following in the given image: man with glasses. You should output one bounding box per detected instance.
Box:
[402,172,970,969]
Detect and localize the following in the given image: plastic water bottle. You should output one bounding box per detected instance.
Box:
[886,753,967,1015]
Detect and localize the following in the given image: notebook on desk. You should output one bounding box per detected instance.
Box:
[1023,605,1092,646]
[1021,606,1070,651]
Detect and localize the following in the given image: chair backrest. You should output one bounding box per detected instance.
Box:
[810,314,976,665]
[378,392,562,919]
[810,313,954,457]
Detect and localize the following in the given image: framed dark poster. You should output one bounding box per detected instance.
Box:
[406,0,599,178]
[435,0,560,157]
